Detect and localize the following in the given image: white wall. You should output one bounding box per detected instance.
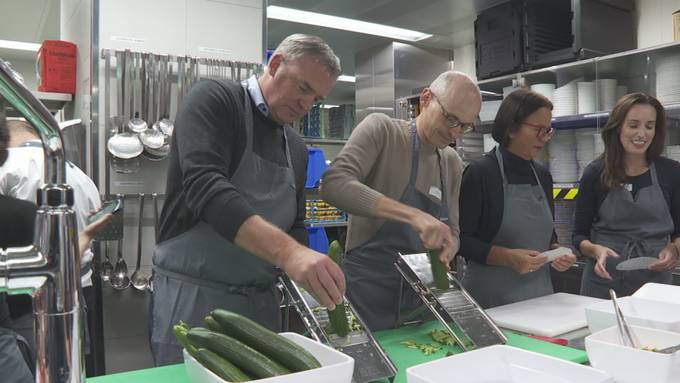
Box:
[636,0,680,48]
[6,59,39,90]
[453,43,477,81]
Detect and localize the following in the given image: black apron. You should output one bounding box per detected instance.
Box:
[580,162,674,298]
[461,149,554,308]
[0,327,33,383]
[344,121,449,331]
[150,82,297,366]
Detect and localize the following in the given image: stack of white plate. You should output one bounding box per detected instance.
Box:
[553,82,578,117]
[479,100,502,122]
[596,79,618,111]
[458,132,485,162]
[594,133,605,158]
[483,133,497,153]
[666,145,680,162]
[530,83,556,103]
[656,53,680,104]
[577,82,597,114]
[554,200,576,246]
[548,130,578,183]
[616,85,628,101]
[576,128,597,179]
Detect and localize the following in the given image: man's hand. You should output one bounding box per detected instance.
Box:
[410,210,456,264]
[281,246,345,310]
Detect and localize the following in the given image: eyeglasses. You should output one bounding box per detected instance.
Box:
[523,122,554,138]
[433,95,475,133]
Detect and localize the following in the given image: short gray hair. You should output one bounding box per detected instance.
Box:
[429,70,478,100]
[272,34,342,77]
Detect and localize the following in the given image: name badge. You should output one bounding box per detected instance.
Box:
[429,186,442,200]
[624,183,633,192]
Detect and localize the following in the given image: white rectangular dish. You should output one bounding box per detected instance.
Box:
[183,332,354,383]
[585,296,680,334]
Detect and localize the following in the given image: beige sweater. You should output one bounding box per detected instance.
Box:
[320,113,463,252]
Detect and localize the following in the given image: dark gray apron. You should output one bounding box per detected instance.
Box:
[0,327,33,383]
[580,163,674,298]
[461,149,554,309]
[344,122,449,331]
[150,82,297,366]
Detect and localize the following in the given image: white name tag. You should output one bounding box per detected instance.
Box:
[429,186,442,200]
[624,183,633,192]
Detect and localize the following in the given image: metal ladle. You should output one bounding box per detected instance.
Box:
[108,50,143,167]
[131,193,149,291]
[128,52,148,134]
[111,238,130,290]
[100,241,113,281]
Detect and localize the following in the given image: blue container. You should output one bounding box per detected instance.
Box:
[306,226,329,254]
[306,147,328,189]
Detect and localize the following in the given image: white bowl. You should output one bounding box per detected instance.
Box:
[406,345,613,383]
[585,296,680,334]
[633,283,680,305]
[586,325,680,383]
[183,332,354,383]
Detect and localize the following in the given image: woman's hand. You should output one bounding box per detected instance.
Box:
[649,244,680,272]
[551,252,577,272]
[505,249,548,274]
[592,245,619,280]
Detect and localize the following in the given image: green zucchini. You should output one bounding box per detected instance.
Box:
[172,324,198,358]
[204,315,224,333]
[211,309,322,372]
[327,240,350,337]
[429,250,449,289]
[187,328,289,379]
[194,348,251,382]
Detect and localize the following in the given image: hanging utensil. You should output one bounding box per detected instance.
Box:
[158,57,174,136]
[107,50,143,170]
[128,52,148,134]
[152,192,159,242]
[101,241,113,282]
[131,193,149,291]
[609,289,640,349]
[111,238,130,290]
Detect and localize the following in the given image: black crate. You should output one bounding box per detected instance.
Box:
[474,1,525,80]
[475,0,636,80]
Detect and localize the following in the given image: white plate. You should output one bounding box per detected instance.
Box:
[406,345,613,383]
[541,247,572,262]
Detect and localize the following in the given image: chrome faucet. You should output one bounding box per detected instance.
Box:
[0,60,84,382]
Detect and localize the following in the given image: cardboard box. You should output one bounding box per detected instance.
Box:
[674,10,680,41]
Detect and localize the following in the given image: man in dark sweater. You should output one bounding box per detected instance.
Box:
[151,34,346,365]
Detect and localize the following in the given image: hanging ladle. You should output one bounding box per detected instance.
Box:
[131,193,149,291]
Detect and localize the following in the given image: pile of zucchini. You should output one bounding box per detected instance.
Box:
[174,310,322,382]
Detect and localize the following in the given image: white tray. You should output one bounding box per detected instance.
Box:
[406,345,613,383]
[183,332,353,383]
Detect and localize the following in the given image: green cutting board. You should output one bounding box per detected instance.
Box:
[88,321,587,383]
[373,320,588,383]
[87,364,188,383]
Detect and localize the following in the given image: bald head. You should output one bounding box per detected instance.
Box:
[6,119,38,147]
[429,71,481,123]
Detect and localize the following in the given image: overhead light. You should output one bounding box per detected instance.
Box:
[0,39,41,52]
[337,75,355,83]
[321,104,339,109]
[267,6,432,42]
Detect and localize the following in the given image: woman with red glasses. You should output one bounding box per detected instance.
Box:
[575,92,680,298]
[459,89,576,308]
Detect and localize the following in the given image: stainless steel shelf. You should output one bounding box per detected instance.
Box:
[305,221,347,228]
[6,91,72,117]
[304,138,348,145]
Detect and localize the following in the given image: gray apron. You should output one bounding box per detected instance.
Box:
[461,149,554,309]
[0,328,33,383]
[580,163,674,298]
[150,81,297,366]
[344,122,449,331]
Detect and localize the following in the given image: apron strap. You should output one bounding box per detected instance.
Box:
[409,121,420,185]
[496,147,546,199]
[154,265,274,296]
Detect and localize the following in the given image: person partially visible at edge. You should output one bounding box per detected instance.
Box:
[459,89,577,309]
[320,71,479,331]
[150,34,346,365]
[575,92,680,298]
[0,109,111,382]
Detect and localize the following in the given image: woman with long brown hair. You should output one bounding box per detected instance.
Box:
[574,92,680,298]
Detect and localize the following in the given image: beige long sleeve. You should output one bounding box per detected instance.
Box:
[321,113,463,252]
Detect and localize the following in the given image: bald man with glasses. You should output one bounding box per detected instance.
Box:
[320,71,481,330]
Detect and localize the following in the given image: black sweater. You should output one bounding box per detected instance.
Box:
[459,147,558,265]
[158,80,308,245]
[572,157,680,248]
